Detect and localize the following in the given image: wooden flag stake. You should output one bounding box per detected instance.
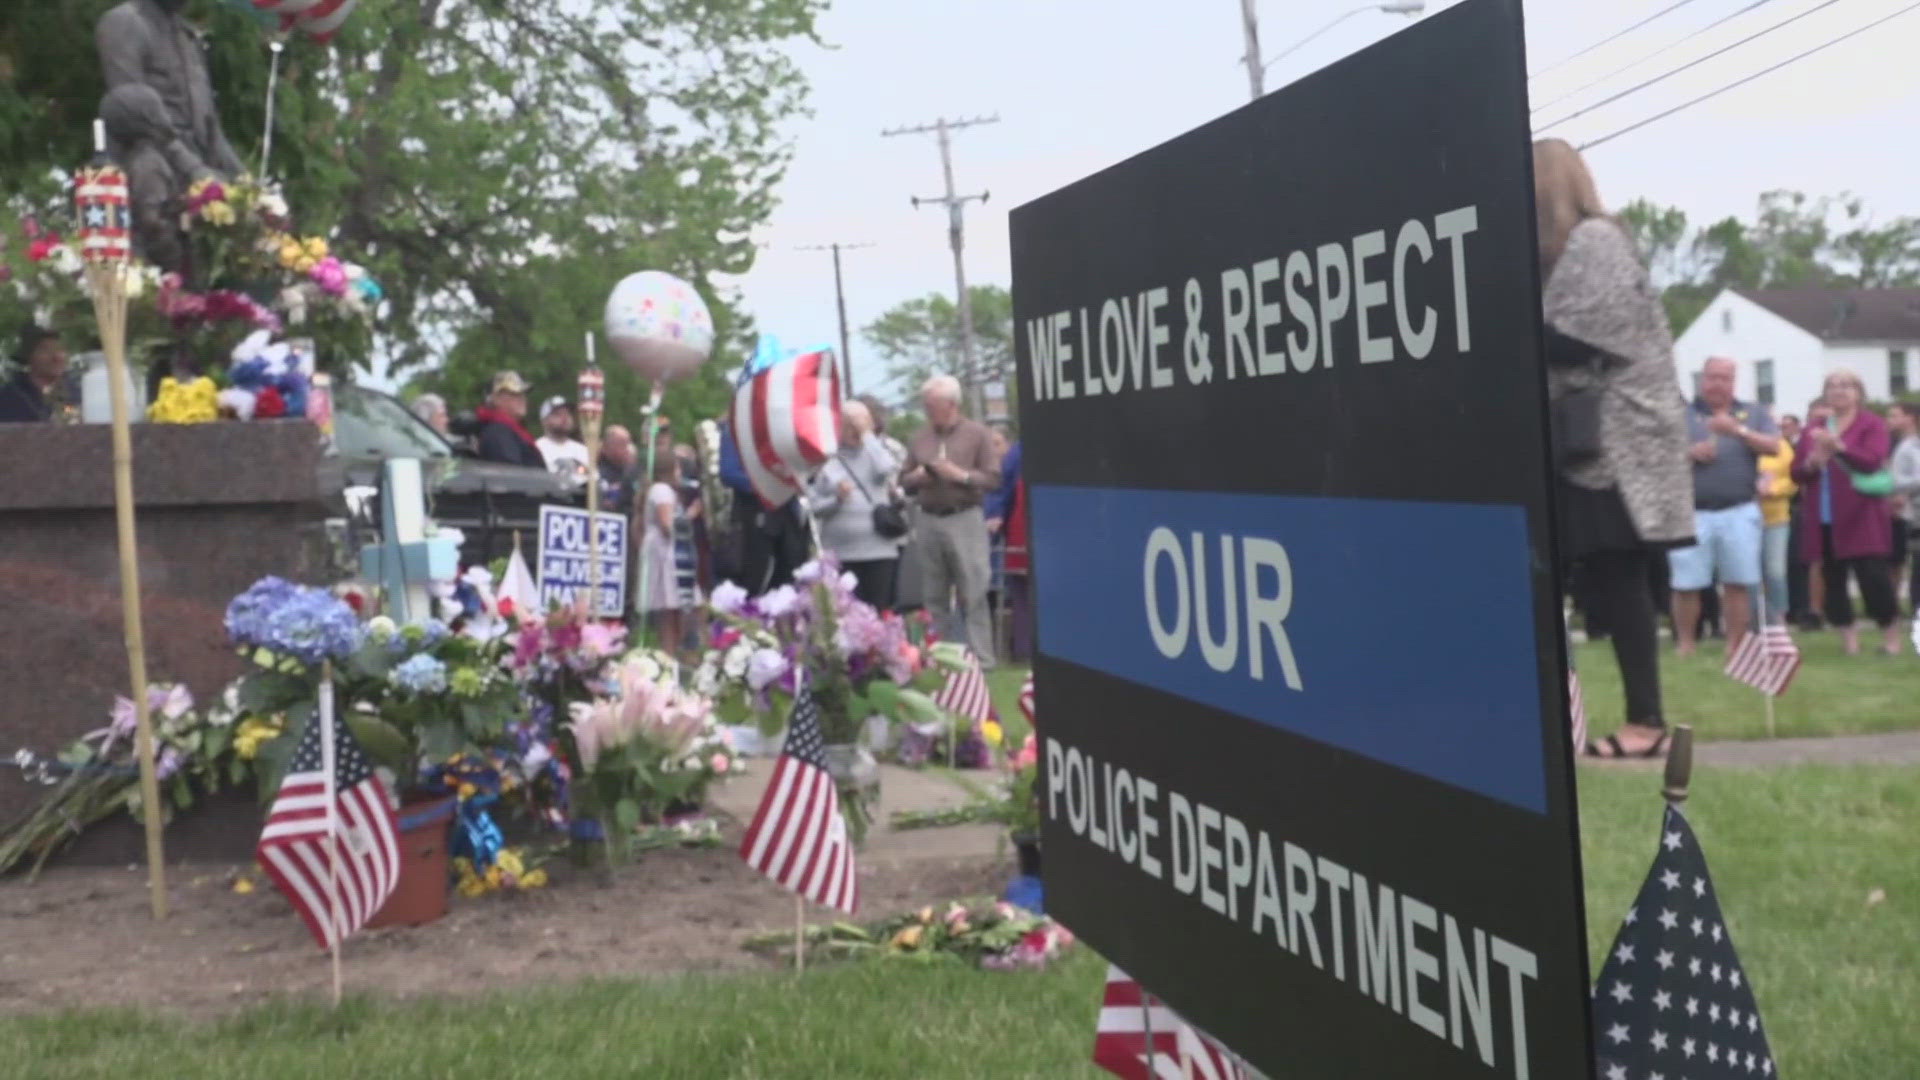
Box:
[794,894,807,974]
[1662,724,1695,808]
[319,661,344,1008]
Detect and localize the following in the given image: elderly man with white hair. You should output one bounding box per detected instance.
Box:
[903,374,1003,667]
[410,392,449,435]
[807,399,904,609]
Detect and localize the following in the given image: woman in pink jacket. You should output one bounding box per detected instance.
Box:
[1792,369,1901,654]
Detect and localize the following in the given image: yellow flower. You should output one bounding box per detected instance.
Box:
[234,716,283,760]
[495,849,526,878]
[457,782,477,800]
[294,257,317,275]
[981,719,1003,748]
[520,869,548,889]
[201,201,236,226]
[279,241,303,269]
[303,237,329,260]
[231,876,255,895]
[891,925,924,950]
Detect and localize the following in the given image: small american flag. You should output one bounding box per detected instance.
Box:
[738,684,858,914]
[1591,805,1776,1079]
[933,647,994,727]
[728,347,841,509]
[1724,625,1801,697]
[1568,668,1587,753]
[1018,671,1036,726]
[1095,965,1249,1080]
[256,690,400,951]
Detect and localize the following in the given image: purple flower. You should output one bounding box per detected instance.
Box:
[156,747,184,781]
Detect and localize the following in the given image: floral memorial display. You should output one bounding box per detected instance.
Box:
[748,899,1075,971]
[698,555,951,842]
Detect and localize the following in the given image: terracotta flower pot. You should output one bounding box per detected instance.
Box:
[366,793,457,929]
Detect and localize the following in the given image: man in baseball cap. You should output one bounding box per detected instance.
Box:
[474,370,545,467]
[536,394,589,481]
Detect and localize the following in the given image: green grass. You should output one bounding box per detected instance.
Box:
[7,763,1918,1078]
[1572,632,1919,742]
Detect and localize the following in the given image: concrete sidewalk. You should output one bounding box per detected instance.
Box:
[1648,730,1920,769]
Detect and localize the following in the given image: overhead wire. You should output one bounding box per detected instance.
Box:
[1529,0,1706,79]
[1579,0,1920,151]
[1531,0,1781,115]
[1535,0,1849,133]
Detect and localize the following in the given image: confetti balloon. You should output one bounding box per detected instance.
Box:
[604,271,714,383]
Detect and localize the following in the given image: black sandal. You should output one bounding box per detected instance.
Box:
[1585,730,1670,759]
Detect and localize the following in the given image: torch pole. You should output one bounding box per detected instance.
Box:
[579,334,606,621]
[80,119,166,920]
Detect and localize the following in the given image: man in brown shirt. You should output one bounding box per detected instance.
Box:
[903,374,1002,667]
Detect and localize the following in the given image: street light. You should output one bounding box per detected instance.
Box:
[1241,2,1425,99]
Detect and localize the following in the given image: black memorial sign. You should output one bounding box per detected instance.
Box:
[1009,1,1592,1077]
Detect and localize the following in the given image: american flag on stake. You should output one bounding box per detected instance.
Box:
[256,675,400,952]
[729,347,841,509]
[1568,668,1588,753]
[1094,966,1249,1080]
[933,647,994,728]
[1724,625,1802,696]
[1590,804,1776,1079]
[1018,671,1035,726]
[738,681,858,914]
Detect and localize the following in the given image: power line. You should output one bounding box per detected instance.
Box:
[1536,0,1847,134]
[1580,0,1920,151]
[1530,0,1705,80]
[1531,0,1780,115]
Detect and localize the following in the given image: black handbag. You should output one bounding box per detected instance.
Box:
[1551,383,1604,468]
[841,457,910,540]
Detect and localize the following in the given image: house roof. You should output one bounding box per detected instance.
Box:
[1735,288,1920,342]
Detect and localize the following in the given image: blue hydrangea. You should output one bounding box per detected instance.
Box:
[226,576,362,665]
[391,653,449,695]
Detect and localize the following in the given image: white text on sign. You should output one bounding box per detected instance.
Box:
[1144,528,1302,690]
[1026,206,1480,401]
[1046,737,1542,1080]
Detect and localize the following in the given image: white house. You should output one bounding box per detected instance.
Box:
[1672,288,1920,419]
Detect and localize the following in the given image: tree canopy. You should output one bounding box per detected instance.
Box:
[2,0,825,433]
[1619,191,1920,334]
[861,284,1011,412]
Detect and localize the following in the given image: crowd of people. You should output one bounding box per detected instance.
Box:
[1539,138,1912,761]
[438,367,1028,669]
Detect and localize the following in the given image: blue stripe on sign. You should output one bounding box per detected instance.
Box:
[1030,485,1548,814]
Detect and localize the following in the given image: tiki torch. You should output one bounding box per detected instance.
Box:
[77,119,168,920]
[578,333,606,617]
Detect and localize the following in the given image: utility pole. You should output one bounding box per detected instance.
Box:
[797,242,874,396]
[881,114,999,415]
[1239,0,1265,100]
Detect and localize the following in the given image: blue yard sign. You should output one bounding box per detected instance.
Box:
[536,504,628,618]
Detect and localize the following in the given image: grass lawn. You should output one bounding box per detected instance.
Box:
[6,763,1917,1078]
[1572,632,1919,742]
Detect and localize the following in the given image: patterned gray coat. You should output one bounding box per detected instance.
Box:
[1542,219,1695,547]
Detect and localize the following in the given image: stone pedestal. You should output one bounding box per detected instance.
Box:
[0,421,330,851]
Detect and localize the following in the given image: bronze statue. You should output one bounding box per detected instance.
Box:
[96,0,243,272]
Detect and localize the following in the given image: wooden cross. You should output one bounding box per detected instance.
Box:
[358,458,458,623]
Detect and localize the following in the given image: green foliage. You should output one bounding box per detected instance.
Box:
[862,284,1013,411]
[3,0,825,388]
[1619,191,1920,334]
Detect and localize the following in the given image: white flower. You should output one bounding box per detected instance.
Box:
[157,684,194,722]
[759,585,799,618]
[793,560,824,586]
[13,748,33,768]
[722,643,751,680]
[692,662,721,697]
[681,754,702,772]
[710,581,748,615]
[49,245,81,275]
[260,189,290,220]
[366,615,398,642]
[745,648,789,692]
[660,756,679,773]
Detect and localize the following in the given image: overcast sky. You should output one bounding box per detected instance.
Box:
[723,0,1920,403]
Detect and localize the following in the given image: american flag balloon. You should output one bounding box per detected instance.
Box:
[73,157,131,266]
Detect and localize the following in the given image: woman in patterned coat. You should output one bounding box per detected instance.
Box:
[1536,139,1694,759]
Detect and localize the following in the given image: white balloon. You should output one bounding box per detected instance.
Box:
[604,271,715,383]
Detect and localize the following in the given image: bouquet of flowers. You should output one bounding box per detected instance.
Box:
[222,575,370,796]
[1,682,251,877]
[697,556,947,743]
[749,899,1075,971]
[562,649,733,858]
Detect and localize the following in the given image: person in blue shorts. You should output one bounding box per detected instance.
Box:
[1668,357,1782,655]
